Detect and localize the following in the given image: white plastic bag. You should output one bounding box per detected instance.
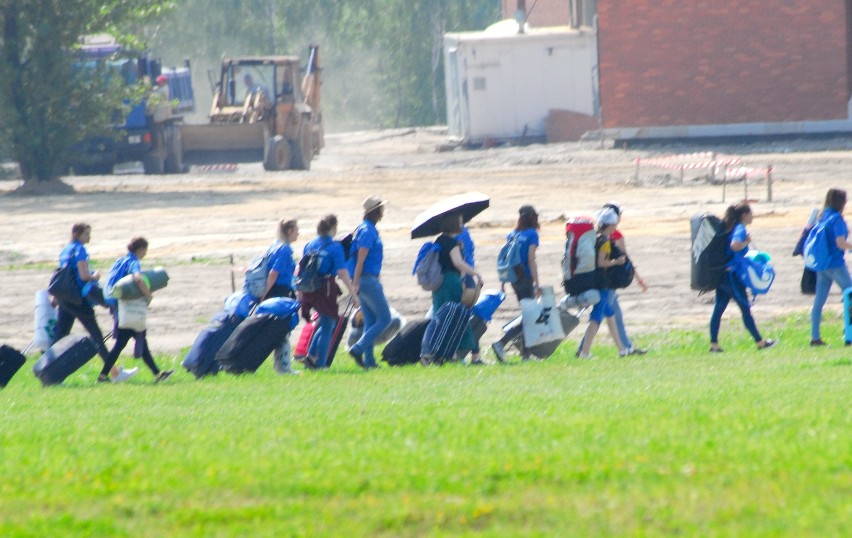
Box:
[33,289,58,352]
[520,286,565,348]
[118,298,148,332]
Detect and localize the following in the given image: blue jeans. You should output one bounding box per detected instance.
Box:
[352,275,390,367]
[710,272,761,344]
[611,293,632,349]
[308,313,338,368]
[811,265,852,340]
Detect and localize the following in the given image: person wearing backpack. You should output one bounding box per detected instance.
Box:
[98,237,173,383]
[491,205,541,362]
[421,213,484,365]
[601,202,648,355]
[52,223,137,383]
[809,189,852,346]
[301,214,359,369]
[348,195,391,370]
[709,202,777,353]
[262,219,299,301]
[576,208,629,359]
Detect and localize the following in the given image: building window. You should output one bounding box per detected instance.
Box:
[570,0,597,28]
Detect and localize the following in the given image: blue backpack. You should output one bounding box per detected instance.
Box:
[496,233,524,283]
[243,244,275,299]
[803,214,839,272]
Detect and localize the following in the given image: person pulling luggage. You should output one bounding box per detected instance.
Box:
[264,219,301,375]
[51,223,137,383]
[300,214,359,369]
[99,237,172,383]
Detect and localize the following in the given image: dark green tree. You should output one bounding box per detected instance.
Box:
[0,0,171,189]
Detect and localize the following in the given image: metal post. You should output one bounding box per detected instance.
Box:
[679,165,684,185]
[229,254,236,293]
[634,158,640,185]
[744,172,748,201]
[710,152,717,183]
[722,170,727,203]
[766,165,773,202]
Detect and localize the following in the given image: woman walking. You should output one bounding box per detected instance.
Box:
[264,219,300,374]
[577,208,628,359]
[421,213,484,365]
[709,202,776,352]
[810,188,852,346]
[99,237,173,383]
[490,205,541,362]
[301,215,358,369]
[348,195,391,369]
[52,223,136,382]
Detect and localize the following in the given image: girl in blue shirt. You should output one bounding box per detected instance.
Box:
[709,202,776,352]
[490,205,541,362]
[348,195,391,369]
[810,188,852,346]
[53,223,135,382]
[98,237,172,383]
[302,214,358,369]
[264,219,299,300]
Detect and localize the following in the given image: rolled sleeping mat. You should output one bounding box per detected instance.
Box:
[108,268,169,299]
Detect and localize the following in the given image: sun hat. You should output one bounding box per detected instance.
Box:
[363,195,388,214]
[595,207,619,228]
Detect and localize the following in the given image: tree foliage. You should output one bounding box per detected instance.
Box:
[0,0,171,183]
[149,0,501,130]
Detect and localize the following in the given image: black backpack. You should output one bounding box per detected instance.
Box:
[294,249,324,293]
[690,214,732,292]
[603,241,635,290]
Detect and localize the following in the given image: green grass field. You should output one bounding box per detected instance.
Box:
[2,312,850,537]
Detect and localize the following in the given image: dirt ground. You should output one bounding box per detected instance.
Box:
[1,127,850,356]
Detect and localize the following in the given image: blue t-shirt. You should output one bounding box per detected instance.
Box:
[507,228,539,276]
[727,223,749,270]
[59,241,89,285]
[106,253,142,292]
[348,220,383,277]
[456,227,475,267]
[268,241,296,288]
[304,235,346,276]
[822,208,849,269]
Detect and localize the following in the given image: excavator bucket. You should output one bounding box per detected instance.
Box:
[181,123,267,165]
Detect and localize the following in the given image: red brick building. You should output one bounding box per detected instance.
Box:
[503,1,852,137]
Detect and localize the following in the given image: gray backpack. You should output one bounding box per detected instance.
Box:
[413,242,444,291]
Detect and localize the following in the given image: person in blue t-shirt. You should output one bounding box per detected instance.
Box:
[347,195,391,369]
[264,219,299,301]
[301,214,359,369]
[261,219,300,374]
[810,188,852,346]
[709,202,776,353]
[490,205,541,362]
[98,237,172,383]
[52,223,136,383]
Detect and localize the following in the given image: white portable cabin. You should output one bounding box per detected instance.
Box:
[444,22,598,144]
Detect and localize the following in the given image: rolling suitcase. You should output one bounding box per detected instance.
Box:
[382,319,430,366]
[324,299,355,367]
[182,310,243,378]
[294,315,317,361]
[421,302,471,361]
[844,287,852,346]
[216,314,292,374]
[0,345,27,388]
[32,334,97,386]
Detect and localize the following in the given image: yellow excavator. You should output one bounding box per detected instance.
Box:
[181,44,323,171]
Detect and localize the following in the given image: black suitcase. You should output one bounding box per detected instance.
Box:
[182,310,244,379]
[0,345,27,388]
[382,319,430,366]
[504,309,580,359]
[421,302,471,361]
[216,314,291,374]
[32,334,97,386]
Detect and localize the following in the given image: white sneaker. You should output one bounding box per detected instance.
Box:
[491,342,506,363]
[618,348,629,357]
[112,367,139,383]
[278,368,302,376]
[577,351,593,360]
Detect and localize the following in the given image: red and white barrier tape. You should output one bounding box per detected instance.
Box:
[195,163,238,173]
